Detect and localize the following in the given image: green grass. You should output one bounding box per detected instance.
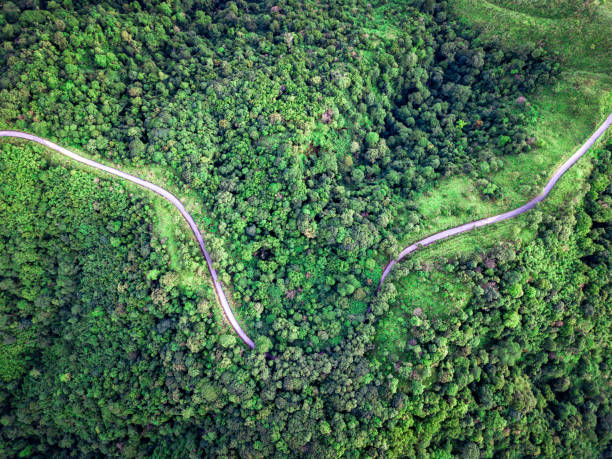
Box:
[398,270,472,317]
[394,0,612,267]
[149,197,209,292]
[485,0,598,19]
[391,74,611,273]
[407,177,500,239]
[398,72,611,262]
[375,1,612,357]
[498,76,610,194]
[455,0,612,73]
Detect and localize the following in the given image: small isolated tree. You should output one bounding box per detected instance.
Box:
[219,334,236,348]
[365,131,380,148]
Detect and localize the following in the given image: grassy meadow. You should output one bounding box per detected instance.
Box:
[376,0,612,356]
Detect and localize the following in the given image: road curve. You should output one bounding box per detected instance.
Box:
[2,114,610,344]
[0,130,256,349]
[377,113,612,293]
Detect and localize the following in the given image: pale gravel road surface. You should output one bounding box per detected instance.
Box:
[377,113,612,294]
[0,130,256,349]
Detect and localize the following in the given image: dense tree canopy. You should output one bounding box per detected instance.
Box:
[0,0,557,347]
[0,0,608,457]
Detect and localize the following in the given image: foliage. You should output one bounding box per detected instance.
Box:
[1,0,557,347]
[0,0,608,457]
[375,145,612,457]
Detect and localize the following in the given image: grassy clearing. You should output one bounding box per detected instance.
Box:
[404,1,610,263]
[456,0,612,73]
[398,71,611,268]
[496,73,611,200]
[380,1,612,337]
[394,122,602,268]
[375,138,601,360]
[149,196,209,292]
[397,269,472,317]
[484,0,597,19]
[405,177,500,240]
[375,133,600,360]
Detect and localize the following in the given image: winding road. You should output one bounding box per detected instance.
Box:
[376,113,612,293]
[1,113,610,348]
[0,130,255,349]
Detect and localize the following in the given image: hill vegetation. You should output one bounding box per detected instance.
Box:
[0,0,609,457]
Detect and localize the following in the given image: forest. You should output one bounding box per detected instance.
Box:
[0,0,610,457]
